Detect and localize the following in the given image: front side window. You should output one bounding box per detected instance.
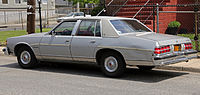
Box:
[2,0,8,4]
[110,20,151,34]
[52,21,76,36]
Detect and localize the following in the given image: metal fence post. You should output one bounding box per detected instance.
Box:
[19,11,21,24]
[156,3,159,33]
[153,0,155,32]
[21,12,24,30]
[194,8,199,51]
[4,11,6,24]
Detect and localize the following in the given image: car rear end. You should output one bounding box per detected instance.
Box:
[153,41,197,66]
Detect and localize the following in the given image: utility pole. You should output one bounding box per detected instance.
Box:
[38,0,42,33]
[27,0,36,34]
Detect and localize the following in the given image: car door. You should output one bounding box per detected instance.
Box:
[71,20,102,61]
[39,20,78,60]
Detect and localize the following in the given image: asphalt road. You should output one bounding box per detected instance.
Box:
[0,56,200,95]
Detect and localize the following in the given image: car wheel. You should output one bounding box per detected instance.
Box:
[17,47,38,69]
[137,66,155,70]
[100,52,126,77]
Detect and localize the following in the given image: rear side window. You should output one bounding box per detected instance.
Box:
[76,20,101,37]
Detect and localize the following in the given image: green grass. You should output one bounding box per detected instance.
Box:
[178,34,200,50]
[0,28,51,45]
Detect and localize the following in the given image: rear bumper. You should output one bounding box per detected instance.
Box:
[153,52,198,66]
[126,51,198,66]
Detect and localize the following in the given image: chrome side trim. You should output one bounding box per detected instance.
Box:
[97,46,152,51]
[38,56,96,63]
[41,55,72,61]
[73,57,96,62]
[39,43,70,47]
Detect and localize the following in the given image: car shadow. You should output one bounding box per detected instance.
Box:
[0,62,189,83]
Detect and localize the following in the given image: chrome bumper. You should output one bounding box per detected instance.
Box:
[2,47,10,55]
[153,52,198,66]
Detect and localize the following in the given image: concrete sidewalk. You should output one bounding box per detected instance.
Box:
[0,46,200,73]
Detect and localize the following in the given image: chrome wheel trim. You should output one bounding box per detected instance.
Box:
[20,51,31,65]
[104,56,118,73]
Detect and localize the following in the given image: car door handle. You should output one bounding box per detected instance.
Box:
[90,40,96,43]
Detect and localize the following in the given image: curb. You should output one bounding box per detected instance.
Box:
[156,65,200,73]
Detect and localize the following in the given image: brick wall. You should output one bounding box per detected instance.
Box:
[105,0,196,34]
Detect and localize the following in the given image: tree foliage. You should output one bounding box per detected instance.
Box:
[67,0,100,5]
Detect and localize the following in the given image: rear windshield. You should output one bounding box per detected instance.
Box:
[110,20,151,34]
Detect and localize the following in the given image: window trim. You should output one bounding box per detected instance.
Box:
[75,19,102,38]
[49,20,77,36]
[109,19,153,35]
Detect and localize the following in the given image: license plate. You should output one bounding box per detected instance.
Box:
[174,45,181,51]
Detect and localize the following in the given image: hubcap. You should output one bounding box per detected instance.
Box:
[20,51,31,65]
[104,56,118,72]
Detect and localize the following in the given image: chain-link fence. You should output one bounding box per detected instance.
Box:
[105,0,200,51]
[0,8,56,25]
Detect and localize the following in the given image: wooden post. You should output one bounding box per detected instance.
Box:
[27,0,36,34]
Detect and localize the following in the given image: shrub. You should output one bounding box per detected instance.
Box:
[91,6,104,16]
[168,21,181,28]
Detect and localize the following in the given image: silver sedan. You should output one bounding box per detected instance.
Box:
[3,16,197,77]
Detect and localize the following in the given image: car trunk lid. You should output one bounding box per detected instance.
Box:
[123,32,191,46]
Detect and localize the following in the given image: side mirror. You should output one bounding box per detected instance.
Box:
[50,31,56,36]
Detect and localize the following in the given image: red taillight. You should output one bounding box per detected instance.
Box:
[185,43,192,50]
[154,48,161,54]
[154,45,171,54]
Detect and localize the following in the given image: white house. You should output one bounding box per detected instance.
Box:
[0,0,56,24]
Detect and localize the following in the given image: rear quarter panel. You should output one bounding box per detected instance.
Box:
[94,36,157,65]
